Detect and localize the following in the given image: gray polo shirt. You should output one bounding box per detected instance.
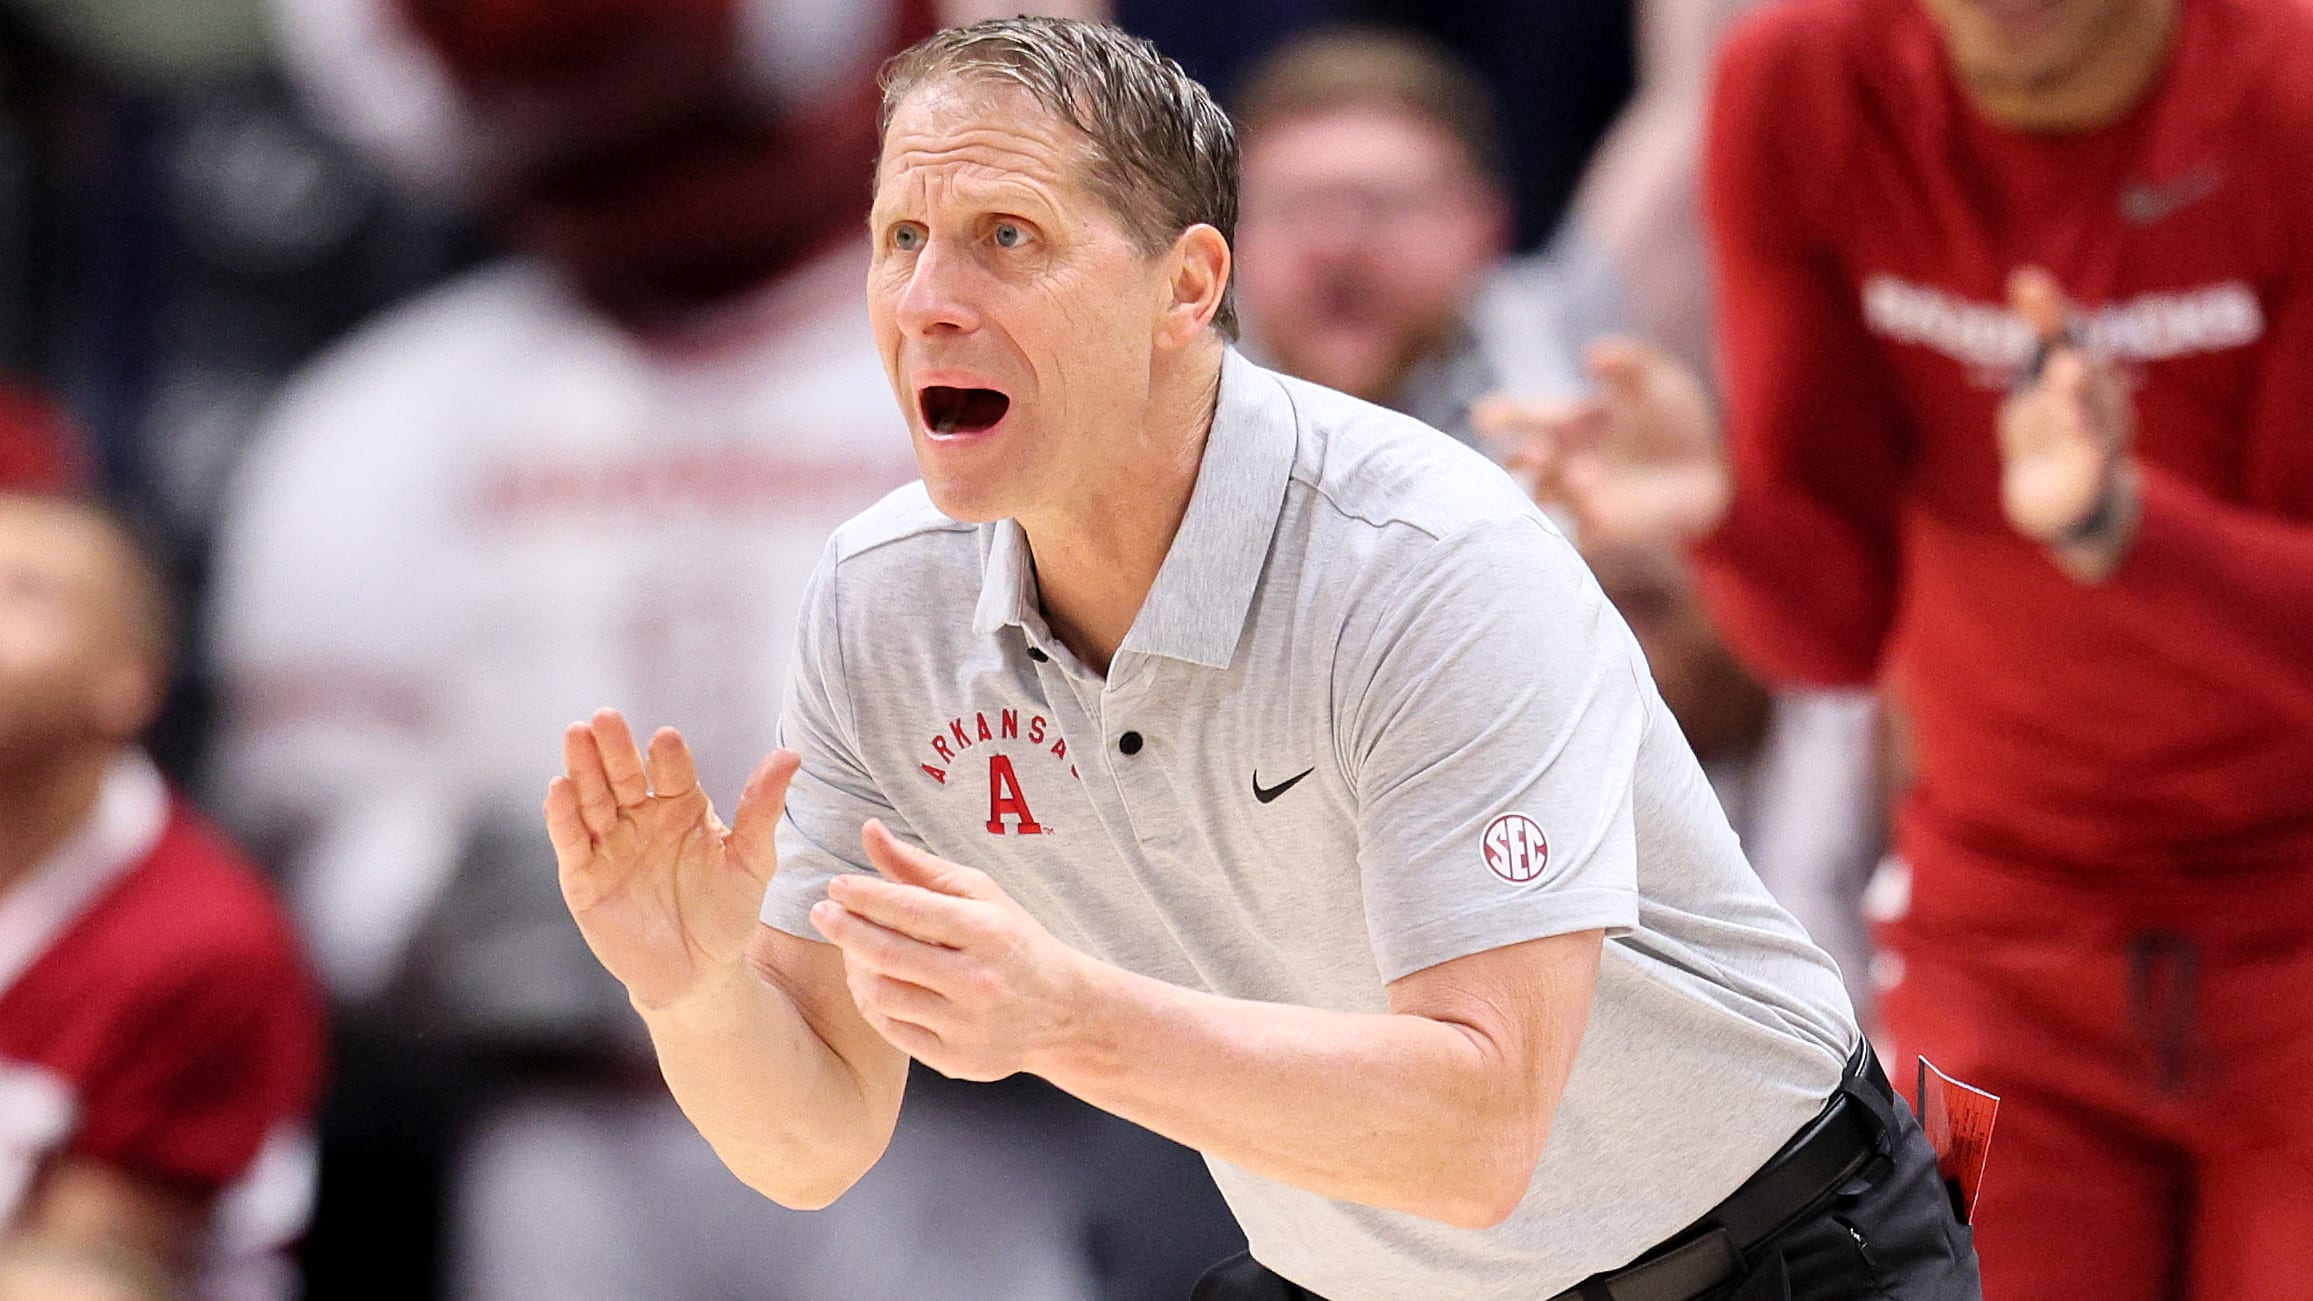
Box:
[761,349,1856,1298]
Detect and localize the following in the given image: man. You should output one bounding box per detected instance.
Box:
[0,493,322,1300]
[547,18,1979,1299]
[222,2,1215,1296]
[1477,0,2313,1294]
[1234,29,1885,1014]
[1230,28,1579,442]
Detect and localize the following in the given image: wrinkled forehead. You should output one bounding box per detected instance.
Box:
[874,77,1100,202]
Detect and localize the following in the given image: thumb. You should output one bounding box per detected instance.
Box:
[727,749,802,882]
[862,819,990,899]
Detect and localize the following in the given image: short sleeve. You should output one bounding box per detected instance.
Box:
[1348,517,1647,983]
[759,542,909,937]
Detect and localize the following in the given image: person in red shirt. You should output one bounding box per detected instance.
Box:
[0,492,322,1300]
[1478,0,2313,1295]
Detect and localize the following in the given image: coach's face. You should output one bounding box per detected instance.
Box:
[868,80,1188,524]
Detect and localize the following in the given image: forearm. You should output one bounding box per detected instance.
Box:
[1033,964,1564,1230]
[637,955,899,1209]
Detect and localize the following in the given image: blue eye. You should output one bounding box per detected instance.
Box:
[994,222,1024,248]
[892,225,923,251]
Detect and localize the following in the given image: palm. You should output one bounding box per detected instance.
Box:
[1997,350,2130,543]
[545,710,798,1010]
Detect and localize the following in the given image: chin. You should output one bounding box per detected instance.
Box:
[917,473,1014,525]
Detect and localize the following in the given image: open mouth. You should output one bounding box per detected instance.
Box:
[918,386,1011,436]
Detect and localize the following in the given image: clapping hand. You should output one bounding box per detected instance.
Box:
[1998,267,2141,581]
[1472,338,1730,548]
[544,709,800,1010]
[807,822,1094,1082]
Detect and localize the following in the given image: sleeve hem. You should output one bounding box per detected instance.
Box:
[1373,886,1638,984]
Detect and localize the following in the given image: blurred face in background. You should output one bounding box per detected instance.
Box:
[1917,0,2170,108]
[0,498,161,769]
[390,0,926,325]
[1235,105,1507,406]
[868,80,1203,526]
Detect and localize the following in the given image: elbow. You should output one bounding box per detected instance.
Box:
[1425,1119,1551,1231]
[759,1179,854,1214]
[723,1143,880,1213]
[1434,1157,1539,1231]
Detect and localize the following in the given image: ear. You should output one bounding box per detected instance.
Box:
[1155,223,1231,350]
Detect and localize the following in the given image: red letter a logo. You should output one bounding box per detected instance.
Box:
[985,754,1044,835]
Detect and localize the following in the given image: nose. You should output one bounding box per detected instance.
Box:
[893,237,983,339]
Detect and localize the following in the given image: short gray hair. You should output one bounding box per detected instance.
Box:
[879,17,1240,338]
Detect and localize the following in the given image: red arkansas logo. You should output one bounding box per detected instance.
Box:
[917,708,1078,836]
[985,754,1043,835]
[1481,813,1550,884]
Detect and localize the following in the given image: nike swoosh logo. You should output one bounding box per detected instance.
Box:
[2119,167,2222,226]
[1252,767,1315,804]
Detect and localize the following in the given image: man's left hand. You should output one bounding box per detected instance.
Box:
[809,822,1094,1082]
[1999,267,2142,582]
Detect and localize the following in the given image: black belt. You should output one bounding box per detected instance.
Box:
[1545,1043,1899,1301]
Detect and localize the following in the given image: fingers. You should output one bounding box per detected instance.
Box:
[563,722,619,838]
[645,727,700,800]
[849,970,952,1026]
[1472,395,1606,505]
[1585,336,1663,397]
[862,819,993,899]
[589,708,651,806]
[827,873,981,948]
[809,896,965,985]
[543,776,592,865]
[2007,266,2070,341]
[729,750,803,878]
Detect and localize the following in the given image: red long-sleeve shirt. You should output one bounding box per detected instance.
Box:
[1698,0,2313,878]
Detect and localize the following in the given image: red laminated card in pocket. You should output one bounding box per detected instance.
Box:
[1916,1057,1998,1225]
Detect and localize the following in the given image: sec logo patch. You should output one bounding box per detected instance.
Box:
[1481,813,1550,884]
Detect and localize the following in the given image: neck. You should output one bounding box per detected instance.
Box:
[1022,338,1228,676]
[1961,0,2180,132]
[0,745,115,898]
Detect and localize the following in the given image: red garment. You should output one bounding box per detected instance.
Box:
[390,0,938,332]
[0,385,84,492]
[1702,2,2313,1296]
[1878,833,2313,1299]
[0,796,322,1202]
[1699,0,2313,881]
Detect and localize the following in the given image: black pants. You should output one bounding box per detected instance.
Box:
[1191,1081,1980,1301]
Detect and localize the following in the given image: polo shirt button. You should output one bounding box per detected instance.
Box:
[1027,647,1049,663]
[1118,731,1144,756]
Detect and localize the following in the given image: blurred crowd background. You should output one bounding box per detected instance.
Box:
[4,0,2288,1297]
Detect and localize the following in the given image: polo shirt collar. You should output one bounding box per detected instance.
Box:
[971,347,1298,669]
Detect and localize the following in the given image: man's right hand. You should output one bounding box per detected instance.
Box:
[1472,338,1731,548]
[544,708,801,1011]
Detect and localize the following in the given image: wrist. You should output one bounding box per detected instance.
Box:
[632,952,760,1023]
[1023,953,1132,1086]
[2048,459,2142,583]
